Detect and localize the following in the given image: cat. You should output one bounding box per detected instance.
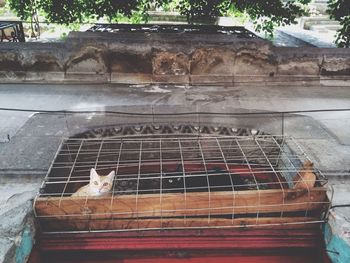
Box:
[72,168,115,197]
[293,160,316,189]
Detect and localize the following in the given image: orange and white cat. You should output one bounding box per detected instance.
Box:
[72,168,115,197]
[293,160,316,189]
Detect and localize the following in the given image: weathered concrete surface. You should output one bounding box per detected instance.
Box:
[325,178,350,263]
[0,177,41,263]
[325,213,350,263]
[0,31,349,86]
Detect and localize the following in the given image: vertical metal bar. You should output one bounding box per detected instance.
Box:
[282,113,285,136]
[215,138,235,222]
[196,104,201,138]
[159,138,163,229]
[110,139,123,209]
[94,140,104,170]
[135,141,143,230]
[198,140,211,225]
[64,112,71,145]
[235,138,261,225]
[86,139,105,232]
[274,136,284,167]
[66,138,73,163]
[178,139,187,225]
[84,140,104,207]
[59,140,84,207]
[255,138,285,218]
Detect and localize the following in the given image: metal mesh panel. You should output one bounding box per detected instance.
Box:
[34,134,329,234]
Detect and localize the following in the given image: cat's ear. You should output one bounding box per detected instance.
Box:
[90,168,99,180]
[107,170,115,180]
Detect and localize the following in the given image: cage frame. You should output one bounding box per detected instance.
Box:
[34,134,330,234]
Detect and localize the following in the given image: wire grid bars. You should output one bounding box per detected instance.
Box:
[34,134,329,233]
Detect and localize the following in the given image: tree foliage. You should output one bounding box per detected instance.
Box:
[8,0,147,23]
[327,0,350,48]
[173,0,310,35]
[7,0,322,39]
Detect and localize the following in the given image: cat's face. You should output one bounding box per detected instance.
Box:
[89,168,115,196]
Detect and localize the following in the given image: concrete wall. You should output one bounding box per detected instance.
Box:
[325,209,350,263]
[0,178,39,263]
[0,31,349,86]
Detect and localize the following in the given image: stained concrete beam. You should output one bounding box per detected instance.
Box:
[0,32,349,86]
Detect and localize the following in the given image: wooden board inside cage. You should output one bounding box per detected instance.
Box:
[35,187,328,232]
[34,135,329,233]
[38,216,322,232]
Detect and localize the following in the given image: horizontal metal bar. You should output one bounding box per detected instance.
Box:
[40,220,325,235]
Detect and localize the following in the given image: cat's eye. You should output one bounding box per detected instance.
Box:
[94,181,98,185]
[103,182,108,187]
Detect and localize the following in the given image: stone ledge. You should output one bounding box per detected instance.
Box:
[0,32,349,86]
[25,72,65,82]
[64,72,110,83]
[190,75,234,85]
[1,72,349,86]
[111,73,152,84]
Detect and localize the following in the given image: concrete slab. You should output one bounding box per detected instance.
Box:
[0,238,15,263]
[275,25,336,48]
[0,178,39,263]
[295,139,350,171]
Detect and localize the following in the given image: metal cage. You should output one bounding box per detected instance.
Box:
[34,133,329,234]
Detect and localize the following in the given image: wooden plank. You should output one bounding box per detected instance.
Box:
[38,216,321,232]
[35,188,328,219]
[37,227,321,254]
[30,254,324,263]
